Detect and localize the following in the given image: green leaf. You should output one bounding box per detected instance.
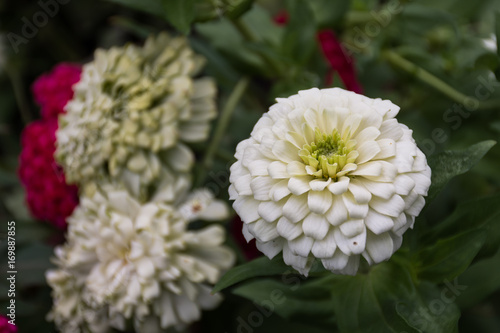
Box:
[161,0,195,34]
[329,261,421,333]
[416,229,487,282]
[213,256,290,293]
[455,248,500,309]
[309,0,350,28]
[396,281,460,333]
[282,0,317,65]
[232,277,337,328]
[426,192,500,259]
[427,140,496,200]
[105,0,164,17]
[225,0,254,19]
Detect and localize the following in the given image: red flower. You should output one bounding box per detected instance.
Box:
[273,11,362,94]
[31,63,81,119]
[18,118,79,229]
[18,63,82,229]
[0,315,17,333]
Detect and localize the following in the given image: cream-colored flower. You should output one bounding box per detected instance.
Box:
[56,33,217,198]
[46,249,111,333]
[229,88,431,275]
[47,184,235,332]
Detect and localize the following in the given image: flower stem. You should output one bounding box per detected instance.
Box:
[6,66,33,125]
[196,77,249,187]
[230,18,282,76]
[383,50,500,110]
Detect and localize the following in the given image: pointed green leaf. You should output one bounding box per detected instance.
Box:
[162,0,195,34]
[455,248,500,309]
[416,229,486,282]
[232,277,336,328]
[427,140,496,200]
[213,256,290,293]
[396,281,460,333]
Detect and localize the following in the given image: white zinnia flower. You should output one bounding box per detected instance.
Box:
[229,88,431,276]
[56,32,217,198]
[47,184,235,333]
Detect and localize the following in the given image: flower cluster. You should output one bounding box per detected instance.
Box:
[56,33,217,199]
[41,33,235,333]
[18,63,81,228]
[229,88,431,275]
[47,185,234,332]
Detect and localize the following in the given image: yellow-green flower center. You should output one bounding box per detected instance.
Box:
[299,128,357,179]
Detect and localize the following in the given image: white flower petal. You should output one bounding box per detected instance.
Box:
[356,141,381,164]
[406,195,426,216]
[268,161,288,179]
[258,200,285,222]
[321,249,349,271]
[348,180,372,204]
[269,179,292,201]
[288,176,311,195]
[326,195,348,226]
[365,231,394,264]
[287,161,307,176]
[277,216,303,240]
[309,178,332,191]
[247,219,279,242]
[308,190,332,214]
[283,243,311,276]
[365,210,395,234]
[328,176,350,195]
[250,176,273,201]
[272,140,299,163]
[374,139,396,160]
[342,192,369,219]
[355,127,380,144]
[370,195,405,218]
[233,196,260,223]
[288,235,314,257]
[256,238,284,259]
[282,194,309,222]
[362,180,395,199]
[302,213,330,240]
[311,230,336,258]
[339,219,365,237]
[248,160,270,176]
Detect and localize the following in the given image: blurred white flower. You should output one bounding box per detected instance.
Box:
[47,184,235,332]
[56,33,217,198]
[229,88,431,275]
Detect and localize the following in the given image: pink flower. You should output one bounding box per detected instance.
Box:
[18,118,78,230]
[31,63,81,119]
[0,315,17,333]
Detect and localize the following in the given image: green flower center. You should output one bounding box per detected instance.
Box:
[299,128,357,179]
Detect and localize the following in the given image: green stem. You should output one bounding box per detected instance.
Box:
[383,50,500,110]
[6,66,32,125]
[230,18,282,76]
[196,77,249,187]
